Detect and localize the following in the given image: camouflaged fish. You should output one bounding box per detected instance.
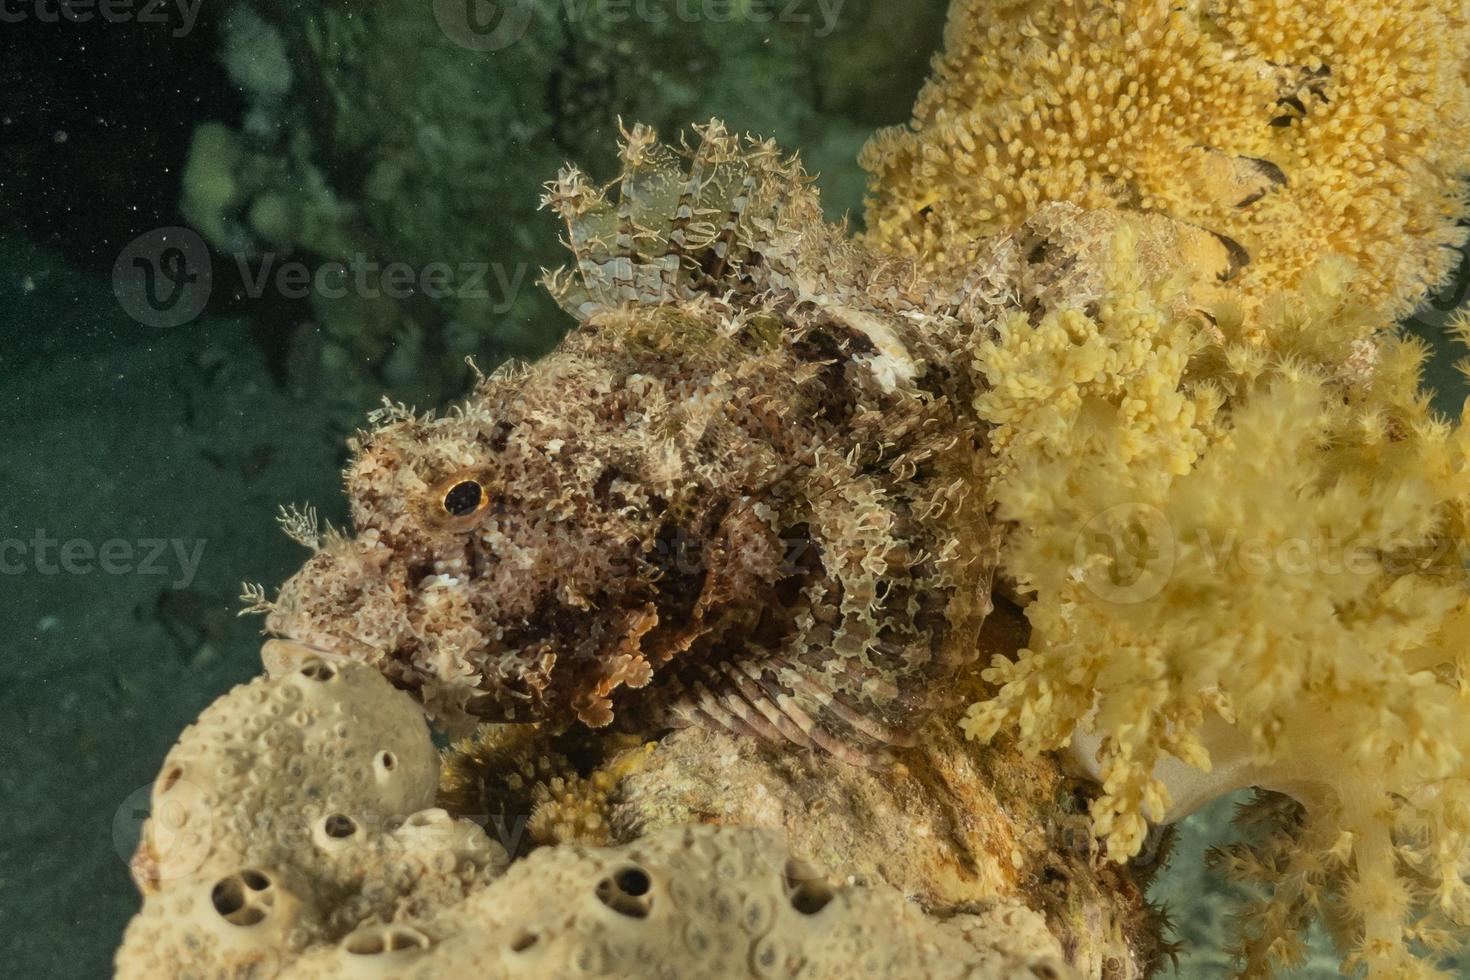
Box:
[253,121,1004,764]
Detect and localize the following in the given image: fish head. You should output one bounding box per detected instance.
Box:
[260,353,734,732]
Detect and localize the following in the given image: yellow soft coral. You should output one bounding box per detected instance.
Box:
[862,0,1470,322]
[975,227,1219,496]
[962,234,1470,976]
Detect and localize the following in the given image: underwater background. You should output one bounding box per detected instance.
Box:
[1,2,1466,977]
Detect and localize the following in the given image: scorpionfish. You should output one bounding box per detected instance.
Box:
[258,121,1007,764]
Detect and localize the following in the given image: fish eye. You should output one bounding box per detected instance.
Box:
[442,480,485,517]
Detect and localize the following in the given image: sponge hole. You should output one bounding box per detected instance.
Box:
[343,925,432,955]
[323,814,358,839]
[781,858,833,915]
[595,865,653,918]
[158,765,183,794]
[210,870,274,927]
[300,660,338,682]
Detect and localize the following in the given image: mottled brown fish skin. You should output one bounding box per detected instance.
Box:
[262,122,998,762]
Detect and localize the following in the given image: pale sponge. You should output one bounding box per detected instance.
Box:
[277,825,1076,979]
[116,659,1085,978]
[115,659,506,979]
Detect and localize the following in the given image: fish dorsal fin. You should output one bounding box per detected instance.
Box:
[538,119,827,321]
